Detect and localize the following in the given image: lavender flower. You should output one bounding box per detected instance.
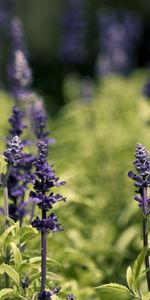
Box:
[66,294,76,300]
[10,17,28,52]
[31,139,65,232]
[128,143,150,215]
[31,213,63,232]
[5,105,35,222]
[38,287,61,300]
[8,106,26,137]
[3,135,23,219]
[4,135,23,165]
[7,152,35,221]
[30,139,66,294]
[31,102,49,141]
[129,143,150,290]
[30,100,55,145]
[96,11,142,76]
[7,17,33,100]
[59,0,87,65]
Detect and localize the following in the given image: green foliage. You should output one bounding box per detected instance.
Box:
[0,218,41,299]
[1,72,150,298]
[96,247,150,299]
[95,283,132,300]
[45,70,150,298]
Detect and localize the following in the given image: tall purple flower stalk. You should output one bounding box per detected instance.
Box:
[6,106,34,222]
[30,139,66,297]
[30,101,50,142]
[128,143,150,290]
[3,135,23,219]
[96,10,142,76]
[7,17,33,101]
[59,0,87,66]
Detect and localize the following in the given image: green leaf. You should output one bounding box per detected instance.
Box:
[0,288,25,299]
[19,262,39,274]
[126,266,134,291]
[6,217,16,226]
[0,155,8,175]
[10,242,22,269]
[142,292,150,300]
[95,283,131,299]
[23,256,60,265]
[0,221,19,243]
[18,225,37,245]
[133,247,148,280]
[0,263,20,286]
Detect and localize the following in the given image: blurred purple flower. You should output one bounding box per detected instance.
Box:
[59,0,88,65]
[7,17,33,100]
[96,10,143,76]
[128,143,150,215]
[8,106,26,137]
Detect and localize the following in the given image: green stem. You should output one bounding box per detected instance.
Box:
[143,216,150,291]
[41,210,46,292]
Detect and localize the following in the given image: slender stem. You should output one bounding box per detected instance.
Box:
[143,216,150,291]
[41,210,46,292]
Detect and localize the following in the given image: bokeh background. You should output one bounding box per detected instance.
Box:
[1,0,150,299]
[2,0,150,113]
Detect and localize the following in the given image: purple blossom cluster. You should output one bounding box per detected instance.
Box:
[6,105,35,221]
[8,106,26,137]
[128,143,150,215]
[31,101,50,142]
[30,139,66,297]
[96,11,142,76]
[31,139,65,232]
[59,0,87,65]
[38,287,61,300]
[31,213,63,232]
[4,135,23,166]
[7,17,33,101]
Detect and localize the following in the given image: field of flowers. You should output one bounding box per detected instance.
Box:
[1,1,150,300]
[0,70,150,299]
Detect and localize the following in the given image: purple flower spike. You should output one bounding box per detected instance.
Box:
[30,100,56,145]
[8,106,26,137]
[30,137,66,294]
[4,135,23,165]
[7,17,33,101]
[31,213,63,233]
[128,143,150,215]
[59,0,87,65]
